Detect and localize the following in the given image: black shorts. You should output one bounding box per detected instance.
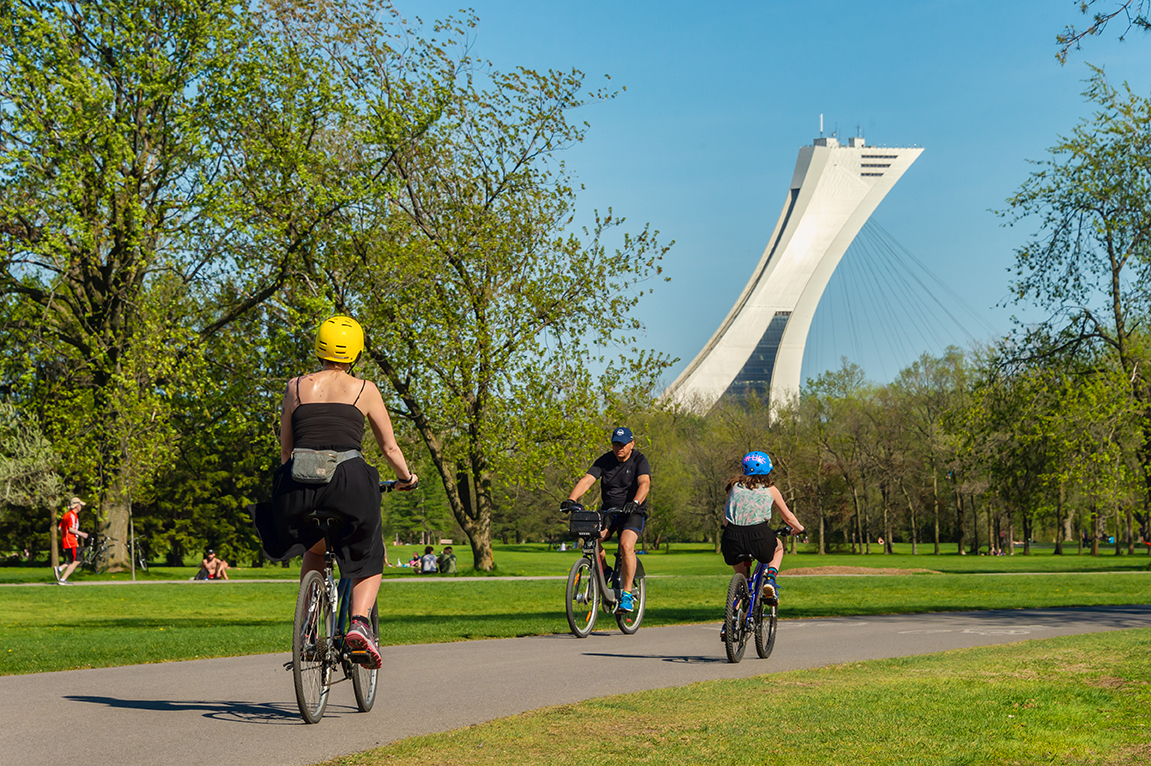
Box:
[720,521,778,566]
[252,458,384,579]
[62,547,77,565]
[605,511,646,537]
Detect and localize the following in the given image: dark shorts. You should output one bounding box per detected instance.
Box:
[605,511,646,537]
[721,521,778,566]
[62,547,77,565]
[251,458,384,579]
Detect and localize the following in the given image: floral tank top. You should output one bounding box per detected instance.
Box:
[724,483,774,526]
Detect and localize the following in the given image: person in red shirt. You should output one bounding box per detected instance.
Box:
[56,497,89,585]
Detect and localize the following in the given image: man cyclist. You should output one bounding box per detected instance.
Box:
[562,426,650,613]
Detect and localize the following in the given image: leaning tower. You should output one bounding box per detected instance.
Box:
[663,135,923,411]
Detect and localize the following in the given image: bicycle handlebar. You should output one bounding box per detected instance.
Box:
[381,478,419,493]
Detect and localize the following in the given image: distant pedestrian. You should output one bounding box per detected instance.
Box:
[55,497,89,585]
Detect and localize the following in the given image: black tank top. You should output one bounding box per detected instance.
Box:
[290,378,366,451]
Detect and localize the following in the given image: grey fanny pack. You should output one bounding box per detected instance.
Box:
[290,448,362,484]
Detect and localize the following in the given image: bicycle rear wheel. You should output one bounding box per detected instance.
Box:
[755,598,778,659]
[352,603,379,712]
[616,559,646,634]
[293,570,333,723]
[724,573,749,663]
[565,557,599,637]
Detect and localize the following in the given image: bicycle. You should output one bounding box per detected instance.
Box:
[290,479,415,724]
[562,505,647,638]
[77,536,111,574]
[723,524,792,664]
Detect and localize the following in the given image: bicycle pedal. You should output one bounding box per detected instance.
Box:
[348,651,372,664]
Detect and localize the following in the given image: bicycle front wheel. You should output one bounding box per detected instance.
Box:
[616,559,646,634]
[755,599,778,659]
[293,570,333,723]
[565,557,599,637]
[352,604,379,712]
[724,573,750,663]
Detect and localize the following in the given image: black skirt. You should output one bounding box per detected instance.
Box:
[252,457,384,579]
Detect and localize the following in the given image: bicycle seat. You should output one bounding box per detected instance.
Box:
[302,509,347,529]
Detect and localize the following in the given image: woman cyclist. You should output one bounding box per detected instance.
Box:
[720,451,804,600]
[254,315,417,669]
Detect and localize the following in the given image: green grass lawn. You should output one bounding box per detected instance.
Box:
[3,566,1149,675]
[3,540,1148,584]
[320,628,1151,766]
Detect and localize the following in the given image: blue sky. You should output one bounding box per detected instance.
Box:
[412,0,1151,387]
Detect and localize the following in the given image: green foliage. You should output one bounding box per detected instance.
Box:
[311,57,673,569]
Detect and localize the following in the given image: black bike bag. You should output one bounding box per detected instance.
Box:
[568,510,603,538]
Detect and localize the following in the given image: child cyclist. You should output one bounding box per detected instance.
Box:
[720,451,804,602]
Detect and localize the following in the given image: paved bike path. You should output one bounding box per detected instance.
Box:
[3,605,1150,766]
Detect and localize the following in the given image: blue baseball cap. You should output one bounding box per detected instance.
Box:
[611,426,633,444]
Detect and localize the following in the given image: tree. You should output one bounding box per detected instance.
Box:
[891,349,967,554]
[0,403,63,557]
[314,65,671,570]
[1058,1,1151,62]
[1001,70,1151,538]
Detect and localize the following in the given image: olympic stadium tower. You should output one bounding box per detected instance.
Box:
[663,135,923,412]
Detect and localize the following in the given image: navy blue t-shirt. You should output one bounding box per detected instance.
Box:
[588,451,650,511]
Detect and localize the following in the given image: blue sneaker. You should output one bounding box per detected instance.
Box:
[763,575,779,601]
[615,590,634,613]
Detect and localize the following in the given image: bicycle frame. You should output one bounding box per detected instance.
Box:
[578,536,623,608]
[728,524,790,646]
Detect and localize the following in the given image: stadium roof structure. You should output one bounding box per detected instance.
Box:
[663,135,923,412]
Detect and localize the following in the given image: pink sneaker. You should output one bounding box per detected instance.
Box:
[345,615,382,669]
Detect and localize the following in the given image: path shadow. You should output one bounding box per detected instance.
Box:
[63,695,312,725]
[581,652,727,664]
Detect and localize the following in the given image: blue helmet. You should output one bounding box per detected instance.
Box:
[742,451,773,476]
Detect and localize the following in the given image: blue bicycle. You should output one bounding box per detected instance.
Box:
[724,524,792,664]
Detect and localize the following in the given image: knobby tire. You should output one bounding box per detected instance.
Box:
[725,573,750,663]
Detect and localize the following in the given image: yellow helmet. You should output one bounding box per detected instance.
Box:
[315,316,364,364]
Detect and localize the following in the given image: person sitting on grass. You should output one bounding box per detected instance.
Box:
[719,451,804,644]
[420,545,438,574]
[438,545,457,574]
[197,549,230,580]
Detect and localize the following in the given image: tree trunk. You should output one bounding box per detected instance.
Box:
[1127,507,1135,555]
[1115,505,1122,556]
[954,485,966,555]
[1091,502,1099,556]
[1053,482,1064,556]
[969,494,980,555]
[881,480,892,554]
[900,481,918,556]
[1008,513,1016,556]
[851,485,863,555]
[818,507,826,555]
[932,466,940,555]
